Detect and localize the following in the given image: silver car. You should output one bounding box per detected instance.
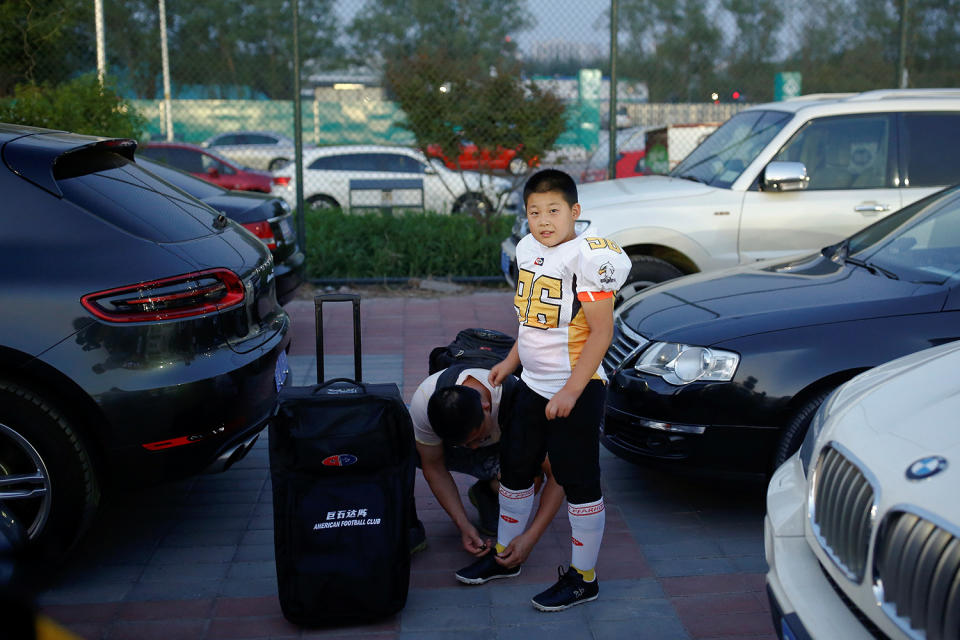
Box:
[270,144,521,216]
[202,130,306,172]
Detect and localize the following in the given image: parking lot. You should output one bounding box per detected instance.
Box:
[37,288,775,640]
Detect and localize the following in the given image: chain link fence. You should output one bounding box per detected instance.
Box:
[2,0,957,213]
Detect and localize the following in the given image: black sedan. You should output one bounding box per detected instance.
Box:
[0,124,290,559]
[137,157,304,304]
[602,184,960,475]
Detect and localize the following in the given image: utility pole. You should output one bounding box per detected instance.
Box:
[608,0,619,180]
[292,0,306,252]
[94,0,106,85]
[159,0,174,140]
[897,0,909,88]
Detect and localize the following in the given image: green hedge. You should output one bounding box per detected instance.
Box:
[304,209,514,279]
[0,74,146,139]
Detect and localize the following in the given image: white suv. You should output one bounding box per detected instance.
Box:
[765,340,960,639]
[501,89,960,301]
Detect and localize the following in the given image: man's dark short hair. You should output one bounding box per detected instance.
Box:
[427,385,483,444]
[523,168,578,208]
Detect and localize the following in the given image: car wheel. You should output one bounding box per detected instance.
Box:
[772,388,836,471]
[453,193,492,216]
[268,157,291,172]
[615,255,684,306]
[0,382,100,559]
[307,194,340,210]
[508,157,529,175]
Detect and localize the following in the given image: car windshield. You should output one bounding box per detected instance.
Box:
[850,186,960,284]
[671,110,792,188]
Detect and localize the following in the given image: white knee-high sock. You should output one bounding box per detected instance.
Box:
[568,498,605,575]
[497,483,535,549]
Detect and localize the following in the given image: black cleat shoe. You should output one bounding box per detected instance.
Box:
[468,480,499,537]
[455,551,521,585]
[531,566,599,611]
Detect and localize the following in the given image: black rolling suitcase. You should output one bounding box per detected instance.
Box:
[269,293,415,626]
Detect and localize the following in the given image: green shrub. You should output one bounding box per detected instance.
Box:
[0,73,146,139]
[305,208,514,279]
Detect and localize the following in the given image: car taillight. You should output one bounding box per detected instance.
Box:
[272,176,291,187]
[242,221,277,250]
[81,268,246,323]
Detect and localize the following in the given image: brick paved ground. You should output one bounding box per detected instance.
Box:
[36,290,776,640]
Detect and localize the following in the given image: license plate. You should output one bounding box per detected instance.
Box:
[275,349,289,391]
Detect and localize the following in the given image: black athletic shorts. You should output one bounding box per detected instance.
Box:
[499,378,605,505]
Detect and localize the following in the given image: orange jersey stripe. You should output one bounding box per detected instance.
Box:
[577,290,614,302]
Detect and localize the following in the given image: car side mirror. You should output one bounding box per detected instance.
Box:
[206,167,219,178]
[423,165,437,176]
[763,161,809,192]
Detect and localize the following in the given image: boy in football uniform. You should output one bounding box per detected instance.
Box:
[454,169,630,611]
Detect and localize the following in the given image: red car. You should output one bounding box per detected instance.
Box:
[425,141,536,175]
[581,127,651,183]
[140,142,274,193]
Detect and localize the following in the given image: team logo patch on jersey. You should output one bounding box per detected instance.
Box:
[322,454,358,466]
[501,515,519,523]
[534,257,544,266]
[597,261,616,285]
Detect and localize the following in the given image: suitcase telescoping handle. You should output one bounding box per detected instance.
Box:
[314,293,362,383]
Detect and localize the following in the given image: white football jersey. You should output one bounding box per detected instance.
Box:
[513,228,631,398]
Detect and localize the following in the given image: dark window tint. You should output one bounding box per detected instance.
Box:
[211,134,239,146]
[244,134,277,145]
[308,155,343,170]
[307,152,424,173]
[775,114,893,190]
[57,156,216,242]
[902,113,960,188]
[374,153,424,173]
[154,147,205,173]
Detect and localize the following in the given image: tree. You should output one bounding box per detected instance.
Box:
[347,0,533,70]
[0,0,93,95]
[157,0,342,99]
[384,50,566,228]
[617,0,724,102]
[718,0,784,102]
[0,73,147,139]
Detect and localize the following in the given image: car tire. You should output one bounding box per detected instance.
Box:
[453,193,492,216]
[307,194,340,210]
[772,388,835,471]
[616,255,685,306]
[0,381,100,560]
[268,158,291,172]
[508,157,529,175]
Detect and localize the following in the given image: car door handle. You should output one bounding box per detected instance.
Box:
[855,203,890,213]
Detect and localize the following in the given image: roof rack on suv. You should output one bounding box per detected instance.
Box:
[847,88,960,100]
[786,93,857,102]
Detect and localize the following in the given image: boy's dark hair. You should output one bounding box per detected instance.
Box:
[427,385,483,444]
[523,168,578,207]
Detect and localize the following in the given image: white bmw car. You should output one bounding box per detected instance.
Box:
[765,339,960,639]
[270,145,520,215]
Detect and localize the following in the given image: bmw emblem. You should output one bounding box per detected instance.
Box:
[906,456,947,481]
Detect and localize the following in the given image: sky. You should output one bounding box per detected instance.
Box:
[512,0,611,54]
[333,0,613,56]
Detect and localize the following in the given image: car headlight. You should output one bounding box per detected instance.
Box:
[634,342,739,385]
[512,218,591,238]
